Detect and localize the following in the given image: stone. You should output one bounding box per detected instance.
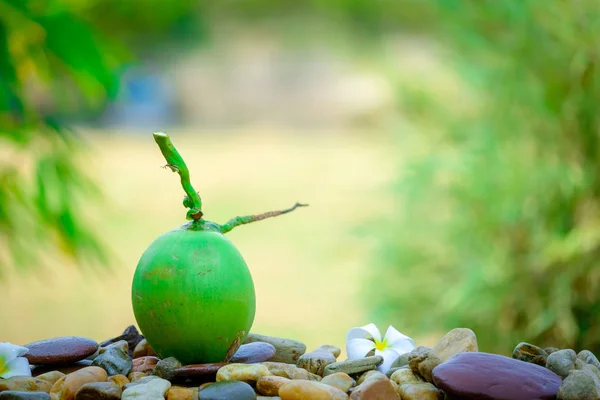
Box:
[121,376,170,400]
[151,357,182,380]
[390,367,422,386]
[99,341,129,355]
[49,366,108,400]
[74,381,121,400]
[122,375,161,389]
[257,397,281,400]
[91,346,133,376]
[545,347,560,355]
[173,363,228,379]
[216,363,272,384]
[24,337,98,366]
[578,350,600,369]
[244,333,307,364]
[356,371,384,386]
[165,386,197,400]
[131,340,157,359]
[256,376,291,396]
[126,372,146,382]
[349,374,398,400]
[432,352,562,400]
[231,342,276,364]
[557,370,598,400]
[408,349,441,383]
[198,381,256,400]
[389,353,410,370]
[577,364,600,395]
[398,382,443,400]
[0,392,50,400]
[132,357,159,374]
[323,356,383,377]
[279,380,348,400]
[512,342,548,366]
[35,371,65,386]
[0,377,52,393]
[321,372,354,393]
[547,349,577,378]
[107,375,129,389]
[431,328,478,362]
[32,362,93,377]
[261,362,311,380]
[297,345,340,376]
[100,326,144,358]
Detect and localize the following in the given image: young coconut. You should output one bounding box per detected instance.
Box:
[131,132,306,364]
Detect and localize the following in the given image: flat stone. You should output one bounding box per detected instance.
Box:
[297,345,340,376]
[431,328,478,362]
[174,362,228,378]
[323,356,383,377]
[558,370,598,400]
[244,333,306,364]
[131,357,159,374]
[24,337,98,366]
[547,349,577,378]
[432,352,562,400]
[0,392,50,400]
[398,382,443,400]
[151,357,182,380]
[74,381,121,400]
[349,374,398,400]
[512,342,548,366]
[49,366,108,400]
[216,363,272,384]
[261,362,312,380]
[100,326,144,358]
[256,376,291,396]
[230,343,276,364]
[91,346,133,376]
[279,380,348,400]
[321,372,355,393]
[0,377,52,393]
[199,381,256,400]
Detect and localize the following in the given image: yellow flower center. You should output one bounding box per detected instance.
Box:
[0,356,7,377]
[374,337,388,352]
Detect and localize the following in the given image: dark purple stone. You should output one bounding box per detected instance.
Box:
[174,362,229,378]
[433,352,562,400]
[24,337,98,366]
[230,342,276,364]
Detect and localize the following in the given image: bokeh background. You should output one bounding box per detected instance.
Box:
[2,0,600,357]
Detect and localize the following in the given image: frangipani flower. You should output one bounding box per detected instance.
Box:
[346,323,415,373]
[0,342,31,379]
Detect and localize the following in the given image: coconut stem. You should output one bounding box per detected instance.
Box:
[153,132,203,220]
[220,202,308,234]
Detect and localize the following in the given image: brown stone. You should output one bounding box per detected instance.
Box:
[131,356,159,374]
[173,362,228,378]
[126,372,146,382]
[408,350,442,383]
[33,361,93,377]
[107,374,129,389]
[24,337,98,366]
[257,376,291,396]
[216,363,272,384]
[321,372,355,393]
[431,328,478,362]
[349,374,399,400]
[398,382,443,400]
[297,345,340,376]
[131,339,157,359]
[0,376,52,393]
[49,366,108,400]
[279,380,348,400]
[261,362,312,380]
[36,371,66,386]
[74,381,121,400]
[166,386,197,400]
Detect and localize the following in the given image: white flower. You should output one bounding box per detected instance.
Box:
[346,323,415,373]
[0,342,31,379]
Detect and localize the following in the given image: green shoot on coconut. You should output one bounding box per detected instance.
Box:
[131,132,307,365]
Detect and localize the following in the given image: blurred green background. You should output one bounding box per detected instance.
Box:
[2,0,600,357]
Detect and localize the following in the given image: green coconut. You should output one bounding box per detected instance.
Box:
[131,132,306,364]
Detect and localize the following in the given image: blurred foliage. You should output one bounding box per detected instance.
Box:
[0,0,201,278]
[367,0,600,354]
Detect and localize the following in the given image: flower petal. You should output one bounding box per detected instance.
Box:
[0,343,29,364]
[384,326,416,355]
[1,357,31,379]
[346,338,376,360]
[346,323,382,342]
[375,347,401,374]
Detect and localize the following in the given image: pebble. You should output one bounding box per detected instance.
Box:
[578,350,600,369]
[557,370,598,400]
[279,380,348,400]
[121,376,170,400]
[173,362,228,378]
[321,372,354,393]
[323,356,383,377]
[349,374,398,400]
[91,346,133,376]
[165,386,197,400]
[431,328,478,362]
[390,367,422,386]
[397,382,443,400]
[199,381,256,400]
[131,357,159,374]
[231,343,276,364]
[547,349,577,378]
[32,362,93,377]
[0,392,50,400]
[512,342,548,366]
[24,337,98,366]
[126,372,146,382]
[297,345,340,376]
[151,357,182,381]
[35,371,65,386]
[408,349,441,383]
[217,363,273,384]
[0,377,52,393]
[261,362,312,380]
[256,376,291,396]
[99,341,128,355]
[107,375,129,389]
[356,371,384,386]
[432,352,562,400]
[244,333,307,364]
[100,326,144,358]
[73,381,121,400]
[131,340,157,359]
[49,366,108,400]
